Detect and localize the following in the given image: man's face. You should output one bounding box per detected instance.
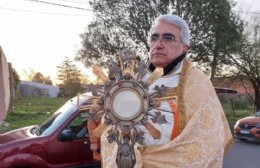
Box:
[149,20,189,68]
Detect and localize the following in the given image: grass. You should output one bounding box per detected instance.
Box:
[0,96,69,133]
[0,96,254,134]
[222,102,254,133]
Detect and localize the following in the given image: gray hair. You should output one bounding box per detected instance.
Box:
[149,14,190,45]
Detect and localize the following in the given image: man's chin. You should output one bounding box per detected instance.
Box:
[151,62,166,68]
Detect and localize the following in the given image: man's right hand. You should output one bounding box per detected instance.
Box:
[90,142,99,151]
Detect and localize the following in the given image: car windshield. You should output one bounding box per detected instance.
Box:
[38,102,77,136]
[30,94,92,136]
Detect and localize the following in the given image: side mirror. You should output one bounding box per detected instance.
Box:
[58,129,75,141]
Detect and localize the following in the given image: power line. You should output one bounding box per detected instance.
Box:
[0,6,92,17]
[232,10,260,15]
[26,0,92,11]
[50,0,89,5]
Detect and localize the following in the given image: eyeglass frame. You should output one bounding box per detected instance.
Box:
[149,33,183,44]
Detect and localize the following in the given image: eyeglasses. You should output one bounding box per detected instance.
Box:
[149,33,182,43]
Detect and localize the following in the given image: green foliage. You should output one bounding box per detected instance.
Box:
[222,102,253,131]
[57,56,85,97]
[20,68,53,85]
[32,72,53,85]
[76,0,170,67]
[1,96,254,135]
[13,97,66,112]
[0,97,68,133]
[218,93,253,110]
[228,20,260,111]
[232,100,249,110]
[182,0,245,82]
[12,68,21,89]
[76,0,245,82]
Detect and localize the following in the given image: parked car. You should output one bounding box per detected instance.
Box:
[0,92,101,168]
[214,87,237,94]
[234,111,260,141]
[0,87,239,168]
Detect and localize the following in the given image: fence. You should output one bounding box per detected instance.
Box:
[18,81,59,98]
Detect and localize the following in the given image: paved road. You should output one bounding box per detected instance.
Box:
[223,138,260,168]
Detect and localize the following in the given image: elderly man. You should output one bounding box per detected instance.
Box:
[101,14,233,168]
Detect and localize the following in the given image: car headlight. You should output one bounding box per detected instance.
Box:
[234,120,240,128]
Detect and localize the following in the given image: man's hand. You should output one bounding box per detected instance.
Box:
[90,142,99,151]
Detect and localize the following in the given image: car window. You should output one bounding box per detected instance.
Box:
[67,111,90,139]
[40,102,77,136]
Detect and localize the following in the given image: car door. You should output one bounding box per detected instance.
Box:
[46,110,96,167]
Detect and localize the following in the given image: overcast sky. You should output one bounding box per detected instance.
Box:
[0,0,93,84]
[0,0,259,85]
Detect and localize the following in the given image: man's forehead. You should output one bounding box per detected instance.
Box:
[151,20,181,33]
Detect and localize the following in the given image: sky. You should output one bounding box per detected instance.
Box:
[0,0,260,85]
[233,0,260,21]
[0,0,94,84]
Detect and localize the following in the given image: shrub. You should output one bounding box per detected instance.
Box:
[233,100,249,110]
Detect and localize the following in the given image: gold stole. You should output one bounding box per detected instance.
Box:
[161,59,189,139]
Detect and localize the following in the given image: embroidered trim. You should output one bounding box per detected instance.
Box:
[167,99,179,140]
[176,59,190,135]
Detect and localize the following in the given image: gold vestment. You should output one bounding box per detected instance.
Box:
[100,60,233,168]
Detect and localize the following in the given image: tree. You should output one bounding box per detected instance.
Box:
[75,0,170,67]
[21,68,53,85]
[32,72,53,85]
[12,68,20,90]
[180,0,244,84]
[22,67,36,81]
[76,0,244,84]
[43,76,53,85]
[229,19,260,111]
[57,56,85,97]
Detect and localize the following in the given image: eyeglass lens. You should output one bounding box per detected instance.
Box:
[150,33,177,43]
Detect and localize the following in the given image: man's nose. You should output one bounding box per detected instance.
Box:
[154,39,164,49]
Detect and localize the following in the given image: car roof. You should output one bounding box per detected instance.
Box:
[215,87,237,94]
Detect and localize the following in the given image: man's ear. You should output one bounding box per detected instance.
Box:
[183,44,189,53]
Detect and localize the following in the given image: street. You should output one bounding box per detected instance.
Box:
[223,138,260,168]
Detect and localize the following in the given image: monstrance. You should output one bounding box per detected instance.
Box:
[78,50,171,168]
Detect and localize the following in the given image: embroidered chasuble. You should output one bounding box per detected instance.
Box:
[100,59,233,168]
